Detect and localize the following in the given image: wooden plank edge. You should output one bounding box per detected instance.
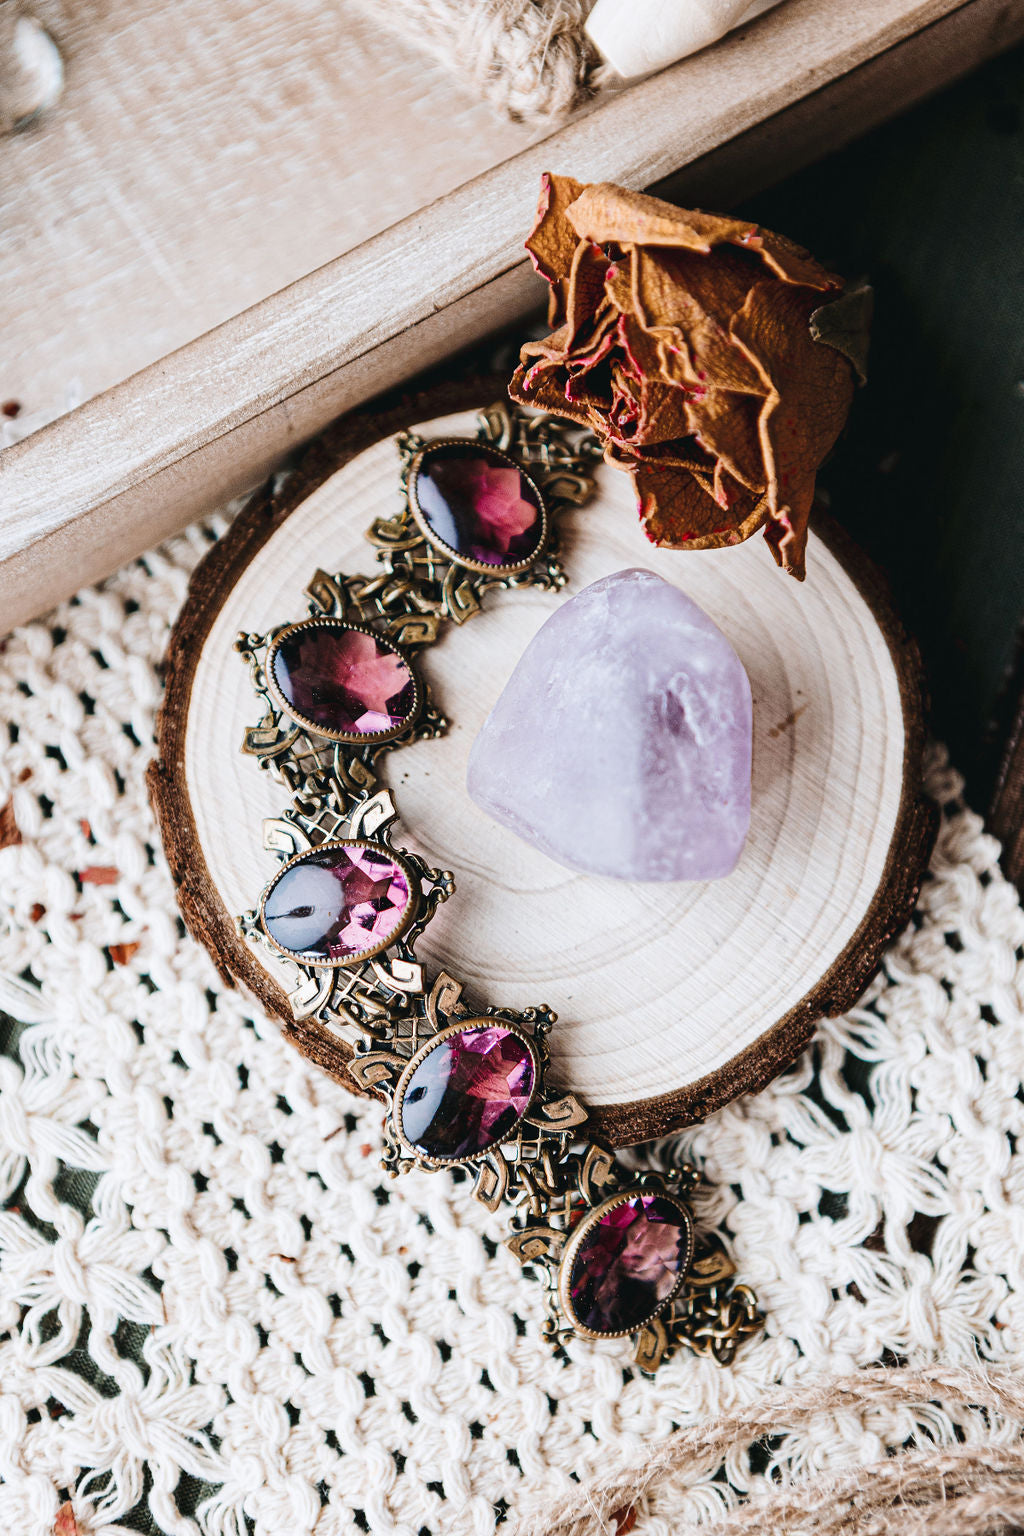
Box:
[654,0,1024,210]
[2,0,1016,635]
[0,0,968,537]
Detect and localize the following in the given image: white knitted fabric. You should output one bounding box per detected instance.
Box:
[1,512,1023,1536]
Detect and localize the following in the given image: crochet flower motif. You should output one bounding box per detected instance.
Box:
[510,174,859,579]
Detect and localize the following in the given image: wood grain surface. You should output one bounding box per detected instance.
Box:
[149,381,937,1146]
[1,0,539,420]
[6,0,1024,638]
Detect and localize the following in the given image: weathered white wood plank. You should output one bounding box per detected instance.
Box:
[0,0,540,420]
[2,0,1022,635]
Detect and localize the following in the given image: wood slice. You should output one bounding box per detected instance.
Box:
[149,374,937,1148]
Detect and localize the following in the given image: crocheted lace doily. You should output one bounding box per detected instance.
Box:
[1,513,1022,1536]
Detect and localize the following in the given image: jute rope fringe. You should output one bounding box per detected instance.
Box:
[514,1366,1024,1535]
[357,0,603,121]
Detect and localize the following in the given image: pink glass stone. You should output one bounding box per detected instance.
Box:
[262,844,411,962]
[413,442,544,567]
[272,623,415,736]
[467,568,752,881]
[568,1193,690,1334]
[399,1023,535,1160]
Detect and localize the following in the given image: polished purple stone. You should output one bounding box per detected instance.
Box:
[272,624,415,736]
[400,1023,535,1159]
[568,1193,690,1334]
[413,442,544,567]
[467,568,752,881]
[263,844,411,962]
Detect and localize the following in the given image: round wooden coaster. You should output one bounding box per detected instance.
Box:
[149,374,937,1148]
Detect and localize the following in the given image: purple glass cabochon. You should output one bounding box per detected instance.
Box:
[565,1192,692,1334]
[398,1022,537,1160]
[412,441,545,568]
[261,842,413,963]
[270,621,417,737]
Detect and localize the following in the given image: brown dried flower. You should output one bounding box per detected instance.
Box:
[509,174,859,579]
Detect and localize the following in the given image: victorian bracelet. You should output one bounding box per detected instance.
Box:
[233,404,762,1372]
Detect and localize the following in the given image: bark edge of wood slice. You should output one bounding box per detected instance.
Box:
[148,372,938,1149]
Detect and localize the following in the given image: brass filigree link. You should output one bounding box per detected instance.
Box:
[672,1253,764,1367]
[366,404,601,631]
[236,789,456,1042]
[235,405,600,819]
[235,405,764,1372]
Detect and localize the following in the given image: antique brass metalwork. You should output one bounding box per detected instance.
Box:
[234,404,765,1372]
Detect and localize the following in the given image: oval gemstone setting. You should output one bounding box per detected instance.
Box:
[260,841,415,965]
[561,1191,693,1336]
[410,441,546,572]
[268,621,417,741]
[396,1021,537,1161]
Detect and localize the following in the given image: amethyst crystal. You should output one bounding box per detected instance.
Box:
[466,568,752,881]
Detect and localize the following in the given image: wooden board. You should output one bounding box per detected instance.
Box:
[149,379,937,1146]
[3,0,1024,636]
[0,0,540,421]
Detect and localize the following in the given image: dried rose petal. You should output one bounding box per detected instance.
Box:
[0,798,21,851]
[109,941,141,965]
[79,865,119,885]
[510,175,860,579]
